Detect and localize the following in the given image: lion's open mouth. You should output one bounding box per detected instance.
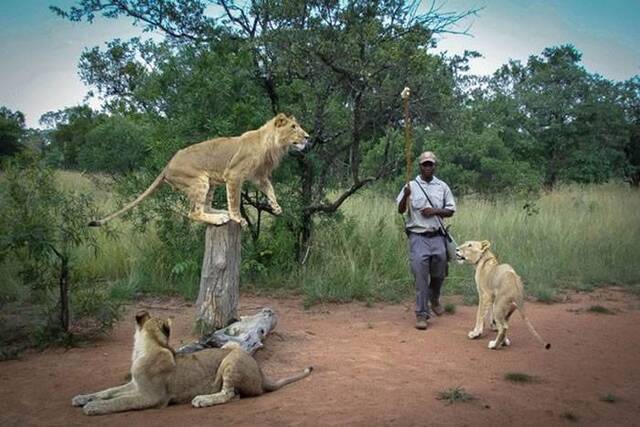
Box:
[293,138,309,151]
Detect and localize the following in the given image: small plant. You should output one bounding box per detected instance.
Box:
[0,347,22,361]
[534,288,556,304]
[600,393,619,403]
[504,372,535,383]
[561,411,579,422]
[436,387,475,405]
[587,305,614,315]
[444,303,456,314]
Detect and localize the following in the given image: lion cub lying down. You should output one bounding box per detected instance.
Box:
[456,240,550,350]
[72,311,313,415]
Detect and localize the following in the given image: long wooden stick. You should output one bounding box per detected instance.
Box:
[401,87,412,184]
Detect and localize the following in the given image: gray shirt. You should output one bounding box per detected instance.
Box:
[396,175,456,233]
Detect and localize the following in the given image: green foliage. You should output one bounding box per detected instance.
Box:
[0,154,114,339]
[77,115,149,172]
[443,303,456,314]
[476,45,634,188]
[40,105,105,169]
[0,106,26,157]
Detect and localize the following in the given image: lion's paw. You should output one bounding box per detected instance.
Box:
[192,395,213,408]
[502,337,511,347]
[212,214,230,225]
[272,205,282,215]
[468,330,482,339]
[229,216,248,228]
[72,395,91,407]
[82,401,105,416]
[488,340,498,349]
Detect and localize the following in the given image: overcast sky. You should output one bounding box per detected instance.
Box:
[1,0,639,128]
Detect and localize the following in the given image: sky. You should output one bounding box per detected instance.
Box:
[1,0,639,128]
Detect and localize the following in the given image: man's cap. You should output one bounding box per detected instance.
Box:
[418,151,437,164]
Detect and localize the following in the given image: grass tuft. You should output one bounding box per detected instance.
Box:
[444,303,456,314]
[561,412,579,422]
[600,393,619,403]
[587,305,615,314]
[436,387,475,405]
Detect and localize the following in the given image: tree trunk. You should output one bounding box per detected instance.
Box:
[195,222,241,335]
[59,256,69,332]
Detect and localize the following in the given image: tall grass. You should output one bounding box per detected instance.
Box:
[5,172,638,308]
[301,183,640,304]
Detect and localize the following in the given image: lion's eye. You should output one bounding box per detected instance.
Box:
[468,244,472,247]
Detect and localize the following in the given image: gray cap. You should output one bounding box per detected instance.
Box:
[418,151,437,164]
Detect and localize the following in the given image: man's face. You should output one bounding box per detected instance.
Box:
[420,161,435,179]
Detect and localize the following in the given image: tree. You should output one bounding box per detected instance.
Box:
[618,76,640,186]
[54,0,478,261]
[471,45,631,188]
[78,115,149,173]
[0,154,100,335]
[0,106,26,158]
[40,106,104,169]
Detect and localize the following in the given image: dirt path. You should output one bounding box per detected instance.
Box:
[1,288,639,426]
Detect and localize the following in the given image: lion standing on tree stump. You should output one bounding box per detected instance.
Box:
[89,113,309,228]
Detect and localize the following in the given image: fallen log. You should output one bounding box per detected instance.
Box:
[176,308,277,355]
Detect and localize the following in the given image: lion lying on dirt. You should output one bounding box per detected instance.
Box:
[72,311,313,415]
[456,240,551,350]
[89,113,309,227]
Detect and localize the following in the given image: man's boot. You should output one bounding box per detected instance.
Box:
[415,315,428,330]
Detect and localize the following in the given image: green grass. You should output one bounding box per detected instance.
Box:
[3,173,640,316]
[436,387,475,404]
[444,303,456,314]
[504,372,536,383]
[311,182,640,304]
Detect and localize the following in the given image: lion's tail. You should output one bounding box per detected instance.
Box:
[88,168,166,227]
[262,366,313,392]
[515,302,551,350]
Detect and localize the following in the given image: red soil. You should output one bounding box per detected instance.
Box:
[1,288,639,426]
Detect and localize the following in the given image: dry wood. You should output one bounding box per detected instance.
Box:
[176,308,278,355]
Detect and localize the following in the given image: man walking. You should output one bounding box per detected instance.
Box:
[397,151,456,330]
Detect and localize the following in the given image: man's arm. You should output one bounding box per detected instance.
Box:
[398,185,411,214]
[420,207,454,218]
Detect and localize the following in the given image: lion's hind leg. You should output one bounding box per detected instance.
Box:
[185,178,230,225]
[191,386,237,408]
[488,298,513,350]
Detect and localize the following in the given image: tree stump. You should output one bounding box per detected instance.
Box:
[195,221,241,335]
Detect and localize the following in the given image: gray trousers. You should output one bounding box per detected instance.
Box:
[408,233,447,318]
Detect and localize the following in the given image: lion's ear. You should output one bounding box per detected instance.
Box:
[274,113,289,127]
[135,310,150,327]
[481,240,491,251]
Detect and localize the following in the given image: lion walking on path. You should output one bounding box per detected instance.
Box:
[89,113,309,227]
